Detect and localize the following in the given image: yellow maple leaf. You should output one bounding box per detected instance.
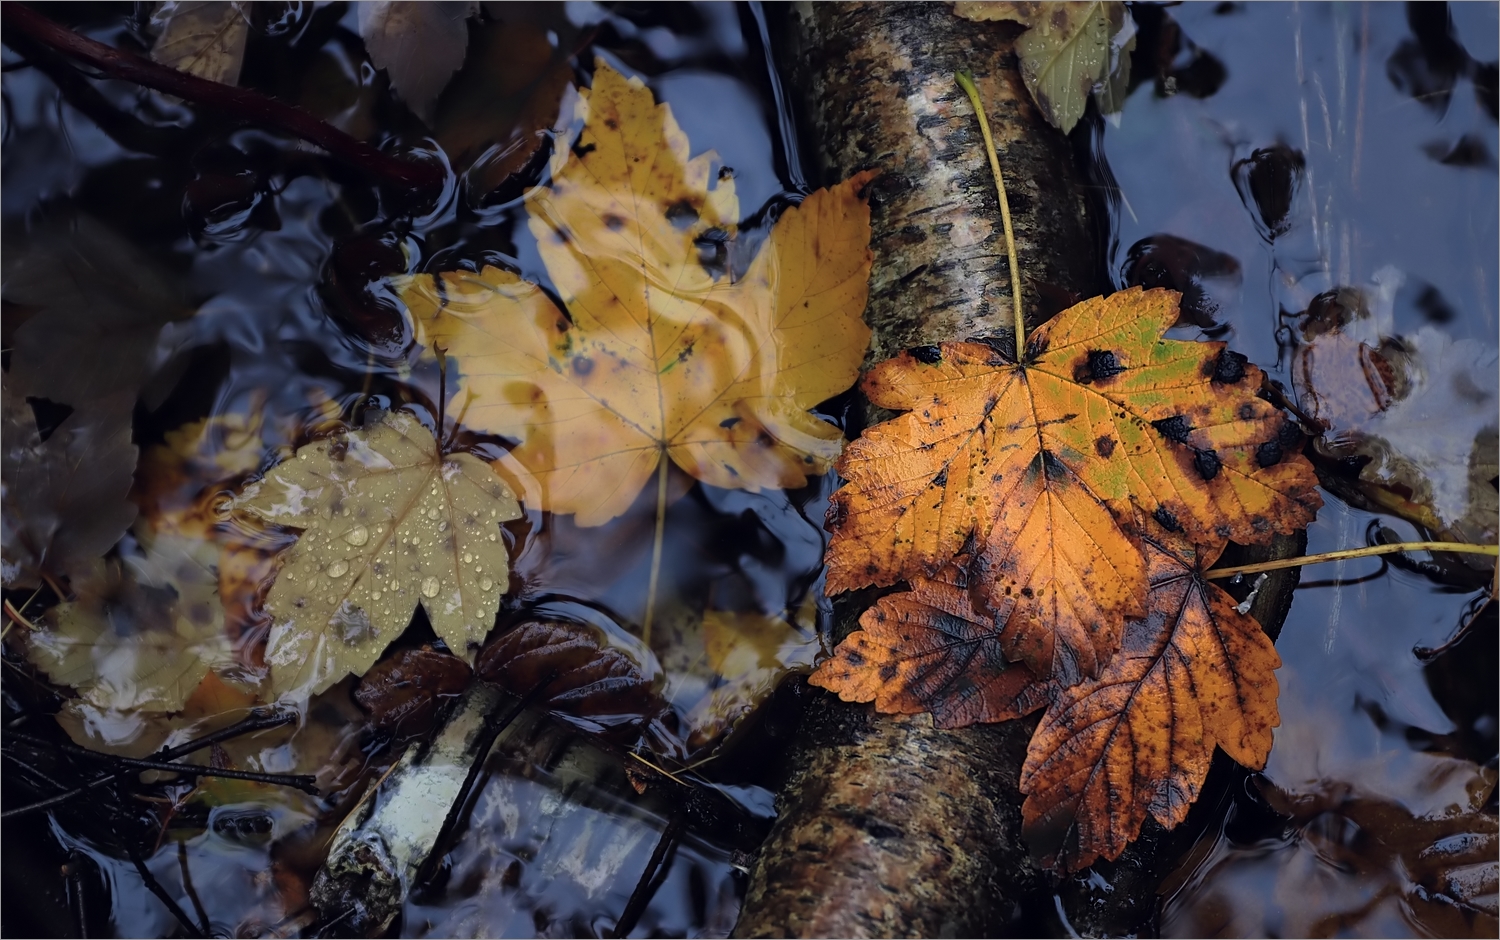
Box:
[399,59,875,525]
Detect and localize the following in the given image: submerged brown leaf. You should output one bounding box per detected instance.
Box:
[475,618,658,727]
[1018,529,1281,871]
[359,1,478,122]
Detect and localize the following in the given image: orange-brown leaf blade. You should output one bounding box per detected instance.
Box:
[810,562,1050,729]
[1017,532,1282,871]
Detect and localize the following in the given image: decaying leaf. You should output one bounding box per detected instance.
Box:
[1018,530,1281,871]
[953,1,1132,133]
[433,13,575,196]
[26,530,234,713]
[1293,280,1498,547]
[401,60,875,525]
[2,214,194,586]
[353,645,472,733]
[2,383,138,589]
[151,1,250,87]
[825,287,1319,683]
[233,410,521,698]
[358,1,478,122]
[475,617,659,728]
[811,559,1048,728]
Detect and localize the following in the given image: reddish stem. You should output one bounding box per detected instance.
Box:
[1,3,444,191]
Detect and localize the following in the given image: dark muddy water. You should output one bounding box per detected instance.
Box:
[2,2,1495,938]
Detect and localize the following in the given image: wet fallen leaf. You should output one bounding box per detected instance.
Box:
[150,1,250,87]
[233,410,521,698]
[3,212,192,414]
[401,60,875,525]
[1293,278,1498,548]
[26,529,235,713]
[825,287,1319,683]
[680,606,821,751]
[811,558,1050,729]
[358,1,478,123]
[1018,529,1281,872]
[2,382,138,589]
[953,1,1132,133]
[475,617,660,728]
[433,13,576,196]
[353,645,472,733]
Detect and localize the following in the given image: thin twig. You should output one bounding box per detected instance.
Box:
[0,3,442,190]
[121,833,205,939]
[1,709,297,820]
[1204,541,1499,579]
[4,729,318,794]
[955,70,1024,357]
[612,814,685,938]
[177,842,212,937]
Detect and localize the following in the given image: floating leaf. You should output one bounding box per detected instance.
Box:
[1018,530,1281,871]
[26,530,234,713]
[150,1,251,87]
[233,411,521,698]
[1294,281,1498,548]
[811,559,1050,729]
[358,1,478,122]
[400,60,875,525]
[825,287,1320,683]
[953,1,1131,133]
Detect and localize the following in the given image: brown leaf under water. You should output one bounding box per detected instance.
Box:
[825,287,1319,684]
[475,618,659,728]
[1018,529,1281,871]
[810,558,1050,729]
[353,645,472,734]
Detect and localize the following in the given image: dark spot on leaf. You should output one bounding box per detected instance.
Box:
[1278,421,1303,447]
[910,345,943,364]
[932,468,948,487]
[1212,349,1249,383]
[1077,350,1124,384]
[1020,586,1034,598]
[1153,506,1183,532]
[571,141,596,159]
[845,649,866,667]
[603,213,626,231]
[1094,435,1116,458]
[1193,448,1222,480]
[665,199,700,229]
[719,416,741,429]
[1152,415,1194,444]
[572,355,593,376]
[1256,439,1282,467]
[1041,450,1069,482]
[878,664,898,681]
[1238,402,1257,420]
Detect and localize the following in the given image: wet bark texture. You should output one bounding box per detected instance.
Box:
[735,4,1098,937]
[777,1,1104,367]
[734,3,1302,938]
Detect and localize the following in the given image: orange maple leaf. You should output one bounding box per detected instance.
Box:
[824,287,1320,682]
[1017,528,1281,872]
[399,60,875,526]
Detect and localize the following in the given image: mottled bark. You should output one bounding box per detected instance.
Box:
[735,4,1097,937]
[734,4,1301,938]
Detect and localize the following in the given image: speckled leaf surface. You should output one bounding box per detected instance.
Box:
[235,411,521,698]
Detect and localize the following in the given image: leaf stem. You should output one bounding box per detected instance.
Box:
[1203,541,1499,579]
[642,456,669,648]
[956,70,1024,358]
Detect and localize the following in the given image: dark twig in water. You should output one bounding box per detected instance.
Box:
[120,827,206,939]
[612,813,685,938]
[2,710,298,819]
[4,730,319,795]
[413,676,556,888]
[65,850,92,939]
[0,3,444,190]
[178,842,212,937]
